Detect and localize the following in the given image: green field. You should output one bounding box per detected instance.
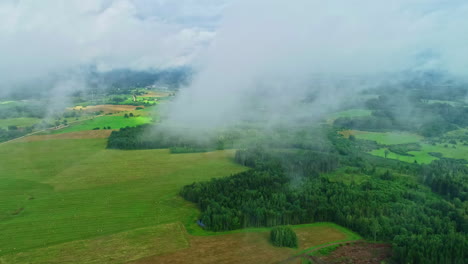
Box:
[347,130,423,145]
[370,148,438,164]
[420,143,468,161]
[0,117,41,129]
[49,115,152,134]
[0,138,246,262]
[0,136,361,263]
[350,129,468,163]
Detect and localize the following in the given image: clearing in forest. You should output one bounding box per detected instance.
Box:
[131,223,358,264]
[340,130,423,145]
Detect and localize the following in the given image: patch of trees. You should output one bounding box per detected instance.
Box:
[270,226,298,248]
[387,143,421,157]
[107,125,228,152]
[420,159,468,201]
[0,126,32,142]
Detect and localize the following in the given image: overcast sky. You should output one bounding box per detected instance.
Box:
[0,0,228,94]
[1,0,468,101]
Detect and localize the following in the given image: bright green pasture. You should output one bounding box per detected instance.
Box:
[0,138,246,261]
[351,131,423,145]
[50,115,151,134]
[0,118,41,129]
[369,148,438,164]
[420,143,468,161]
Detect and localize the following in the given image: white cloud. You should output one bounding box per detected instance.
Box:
[167,0,468,129]
[0,0,222,93]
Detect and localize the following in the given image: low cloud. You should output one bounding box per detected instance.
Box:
[0,0,222,95]
[167,0,468,130]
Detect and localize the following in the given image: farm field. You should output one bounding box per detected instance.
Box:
[342,129,468,163]
[69,104,142,114]
[48,112,153,135]
[132,223,359,264]
[341,130,423,145]
[0,117,41,129]
[0,137,246,262]
[371,144,468,164]
[0,135,359,264]
[370,148,437,164]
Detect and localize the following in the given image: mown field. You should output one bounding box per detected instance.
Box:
[48,107,155,135]
[370,147,437,164]
[50,115,152,134]
[0,137,245,262]
[0,135,358,263]
[342,130,423,145]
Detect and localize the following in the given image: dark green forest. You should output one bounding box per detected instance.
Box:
[180,131,467,263]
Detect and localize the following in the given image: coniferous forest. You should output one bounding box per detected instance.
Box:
[179,129,468,264]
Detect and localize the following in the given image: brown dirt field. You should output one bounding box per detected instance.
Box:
[139,91,171,97]
[130,232,293,264]
[130,226,347,264]
[318,242,392,264]
[17,130,113,142]
[69,105,142,113]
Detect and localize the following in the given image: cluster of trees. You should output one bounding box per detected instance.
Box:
[107,125,224,151]
[0,126,33,142]
[107,124,243,152]
[270,226,298,248]
[420,159,468,201]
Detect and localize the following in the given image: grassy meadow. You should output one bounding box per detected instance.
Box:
[50,115,152,134]
[0,118,41,129]
[0,135,357,263]
[342,130,423,145]
[369,148,438,164]
[341,129,468,164]
[0,137,246,262]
